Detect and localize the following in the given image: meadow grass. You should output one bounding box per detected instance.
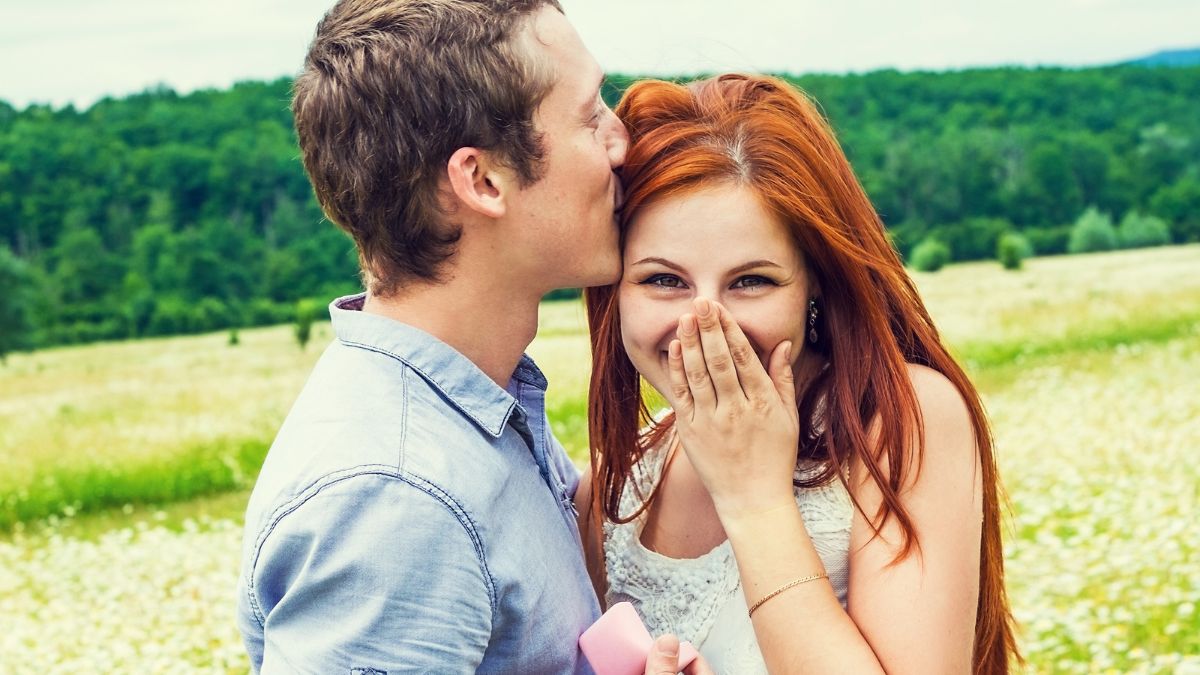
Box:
[1,245,1198,671]
[0,325,332,529]
[4,246,1196,529]
[990,333,1200,672]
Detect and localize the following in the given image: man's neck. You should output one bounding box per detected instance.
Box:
[362,275,543,389]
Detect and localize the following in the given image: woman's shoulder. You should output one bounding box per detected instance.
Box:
[903,363,975,443]
[848,364,978,495]
[905,362,965,402]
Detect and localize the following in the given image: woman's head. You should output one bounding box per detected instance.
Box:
[611,74,911,401]
[618,183,815,401]
[590,74,929,460]
[585,74,1018,673]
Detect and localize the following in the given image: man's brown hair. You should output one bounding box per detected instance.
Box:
[294,0,564,296]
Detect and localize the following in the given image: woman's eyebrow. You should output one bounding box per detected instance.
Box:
[629,258,783,274]
[729,260,784,275]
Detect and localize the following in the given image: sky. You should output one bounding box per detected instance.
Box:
[1,0,1197,110]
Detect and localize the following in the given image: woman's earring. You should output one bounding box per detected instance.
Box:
[807,299,819,345]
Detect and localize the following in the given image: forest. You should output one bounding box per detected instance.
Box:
[1,64,1198,354]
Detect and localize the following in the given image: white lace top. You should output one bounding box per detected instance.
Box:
[603,442,853,674]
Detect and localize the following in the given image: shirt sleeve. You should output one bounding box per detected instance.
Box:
[246,471,494,674]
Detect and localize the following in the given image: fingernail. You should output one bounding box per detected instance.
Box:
[679,315,696,336]
[784,341,792,361]
[695,298,710,317]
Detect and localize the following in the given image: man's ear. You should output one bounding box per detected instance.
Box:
[446,147,509,219]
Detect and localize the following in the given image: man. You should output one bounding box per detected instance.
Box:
[236,0,702,672]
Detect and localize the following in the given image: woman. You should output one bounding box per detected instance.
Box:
[577,74,1020,673]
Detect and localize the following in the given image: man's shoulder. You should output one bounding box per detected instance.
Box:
[274,339,495,460]
[247,342,497,518]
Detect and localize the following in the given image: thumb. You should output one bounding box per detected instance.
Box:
[768,340,796,409]
[644,634,681,675]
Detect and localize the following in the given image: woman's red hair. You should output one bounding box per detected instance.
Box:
[584,74,1019,673]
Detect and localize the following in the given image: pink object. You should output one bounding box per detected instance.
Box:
[579,602,700,674]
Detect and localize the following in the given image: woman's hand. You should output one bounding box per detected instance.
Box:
[664,297,800,521]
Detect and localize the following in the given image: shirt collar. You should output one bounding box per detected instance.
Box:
[329,293,548,437]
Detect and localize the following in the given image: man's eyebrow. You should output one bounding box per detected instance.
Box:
[578,70,605,115]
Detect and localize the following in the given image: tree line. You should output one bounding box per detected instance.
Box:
[2,65,1198,357]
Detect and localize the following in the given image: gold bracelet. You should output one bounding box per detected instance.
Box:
[747,572,828,617]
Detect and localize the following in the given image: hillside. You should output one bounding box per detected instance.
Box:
[1125,47,1200,67]
[2,65,1198,351]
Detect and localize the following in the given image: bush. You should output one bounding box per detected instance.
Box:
[1117,211,1171,249]
[295,299,319,350]
[1023,226,1072,255]
[240,298,293,327]
[191,297,230,333]
[997,232,1033,270]
[929,217,1012,262]
[887,218,929,259]
[909,238,951,272]
[124,290,156,338]
[147,296,191,336]
[54,319,126,345]
[1067,207,1117,254]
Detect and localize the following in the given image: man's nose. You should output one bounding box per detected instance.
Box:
[607,116,630,168]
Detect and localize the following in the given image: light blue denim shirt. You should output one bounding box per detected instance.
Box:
[237,294,600,673]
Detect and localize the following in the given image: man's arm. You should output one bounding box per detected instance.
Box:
[246,471,494,673]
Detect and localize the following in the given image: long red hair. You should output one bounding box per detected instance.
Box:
[584,74,1019,673]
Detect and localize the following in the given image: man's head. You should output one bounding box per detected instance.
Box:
[294,0,627,297]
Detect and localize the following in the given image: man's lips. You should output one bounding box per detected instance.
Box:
[613,178,626,212]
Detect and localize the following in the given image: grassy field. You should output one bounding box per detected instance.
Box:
[1,245,1198,672]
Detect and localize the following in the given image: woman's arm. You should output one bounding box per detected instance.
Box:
[575,463,609,607]
[844,364,982,671]
[666,298,981,674]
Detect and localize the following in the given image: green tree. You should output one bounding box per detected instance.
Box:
[909,238,951,272]
[1016,143,1083,226]
[997,232,1033,270]
[1067,207,1118,254]
[50,228,121,304]
[928,217,1012,261]
[5,63,1200,348]
[295,299,318,350]
[1133,123,1191,200]
[1116,211,1171,248]
[0,246,36,361]
[1148,178,1200,243]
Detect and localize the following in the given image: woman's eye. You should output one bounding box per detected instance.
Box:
[731,275,774,289]
[641,274,685,288]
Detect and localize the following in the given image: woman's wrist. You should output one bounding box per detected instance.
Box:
[714,495,802,539]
